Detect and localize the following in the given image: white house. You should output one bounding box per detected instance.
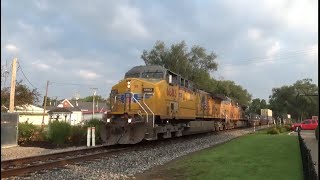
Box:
[14,104,49,125]
[46,99,109,125]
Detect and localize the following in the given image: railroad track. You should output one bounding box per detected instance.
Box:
[1,125,268,178]
[1,145,129,178]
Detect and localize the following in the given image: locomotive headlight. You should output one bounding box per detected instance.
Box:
[107,118,111,123]
[128,118,132,123]
[127,81,131,89]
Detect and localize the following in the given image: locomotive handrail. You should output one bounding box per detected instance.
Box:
[111,96,117,110]
[143,93,155,128]
[130,92,149,123]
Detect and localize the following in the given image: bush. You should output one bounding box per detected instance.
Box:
[47,121,71,145]
[267,127,280,135]
[18,122,40,143]
[316,126,319,140]
[275,126,286,133]
[69,125,87,146]
[283,125,292,132]
[83,119,103,144]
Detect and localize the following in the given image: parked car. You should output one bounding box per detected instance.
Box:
[291,119,318,131]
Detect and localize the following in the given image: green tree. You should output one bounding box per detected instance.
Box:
[78,95,105,102]
[248,98,268,115]
[269,78,318,121]
[210,79,252,106]
[141,40,217,88]
[1,80,41,110]
[42,96,52,106]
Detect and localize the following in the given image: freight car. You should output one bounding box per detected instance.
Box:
[101,65,249,145]
[248,113,274,126]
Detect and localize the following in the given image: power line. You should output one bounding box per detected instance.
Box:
[50,81,96,87]
[219,48,317,67]
[17,62,38,89]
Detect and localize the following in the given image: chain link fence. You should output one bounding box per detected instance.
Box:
[298,131,318,180]
[1,113,19,148]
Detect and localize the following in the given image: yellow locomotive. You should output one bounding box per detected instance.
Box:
[101,65,248,145]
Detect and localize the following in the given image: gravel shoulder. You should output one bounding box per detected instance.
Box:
[1,126,268,180]
[1,145,101,161]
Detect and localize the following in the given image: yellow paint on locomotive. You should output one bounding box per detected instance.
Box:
[110,77,244,122]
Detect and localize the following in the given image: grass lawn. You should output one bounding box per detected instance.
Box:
[140,130,303,180]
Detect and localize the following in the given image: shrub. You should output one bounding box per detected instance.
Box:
[69,125,87,146]
[30,127,47,141]
[267,127,280,135]
[283,125,292,132]
[83,119,103,144]
[47,121,71,145]
[316,125,319,140]
[18,122,40,143]
[275,126,286,133]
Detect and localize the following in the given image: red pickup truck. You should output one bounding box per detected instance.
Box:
[291,119,318,131]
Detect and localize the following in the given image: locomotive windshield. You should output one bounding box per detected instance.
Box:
[125,73,140,78]
[124,65,166,79]
[141,72,164,79]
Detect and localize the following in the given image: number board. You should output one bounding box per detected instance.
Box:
[143,88,154,92]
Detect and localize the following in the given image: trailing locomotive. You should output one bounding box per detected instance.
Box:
[101,65,249,145]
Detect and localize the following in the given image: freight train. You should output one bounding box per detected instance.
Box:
[101,65,262,145]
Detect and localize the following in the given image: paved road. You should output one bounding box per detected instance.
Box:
[289,130,318,176]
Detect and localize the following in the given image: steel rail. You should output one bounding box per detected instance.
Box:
[1,146,128,178]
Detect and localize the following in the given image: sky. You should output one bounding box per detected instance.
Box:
[1,0,318,102]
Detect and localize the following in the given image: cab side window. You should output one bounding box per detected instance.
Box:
[181,78,185,87]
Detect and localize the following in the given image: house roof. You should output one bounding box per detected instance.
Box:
[68,100,108,112]
[15,104,44,111]
[42,99,109,112]
[45,106,57,111]
[47,107,81,113]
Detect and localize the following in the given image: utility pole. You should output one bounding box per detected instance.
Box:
[91,88,97,119]
[9,58,18,113]
[42,80,49,126]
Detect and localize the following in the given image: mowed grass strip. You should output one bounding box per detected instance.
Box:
[162,132,303,180]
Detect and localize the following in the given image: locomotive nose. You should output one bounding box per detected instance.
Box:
[100,116,146,145]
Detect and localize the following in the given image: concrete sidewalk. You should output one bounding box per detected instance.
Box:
[289,130,318,176]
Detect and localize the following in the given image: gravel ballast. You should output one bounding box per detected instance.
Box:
[2,126,268,180]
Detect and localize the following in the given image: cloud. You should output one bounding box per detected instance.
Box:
[247,28,262,40]
[1,0,318,101]
[285,0,318,33]
[306,43,318,63]
[109,4,150,39]
[78,70,101,80]
[266,41,281,57]
[5,44,18,52]
[36,63,50,70]
[33,0,48,11]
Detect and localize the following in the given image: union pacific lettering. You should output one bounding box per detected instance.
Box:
[167,87,177,97]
